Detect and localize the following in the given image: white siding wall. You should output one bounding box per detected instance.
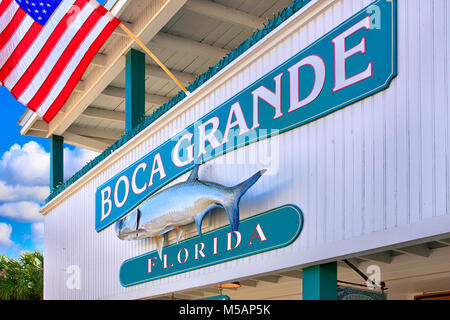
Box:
[44,0,450,299]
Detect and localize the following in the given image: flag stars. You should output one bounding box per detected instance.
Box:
[16,0,61,25]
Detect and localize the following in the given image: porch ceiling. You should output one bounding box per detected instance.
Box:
[149,237,450,300]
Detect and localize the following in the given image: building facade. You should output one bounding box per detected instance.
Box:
[20,0,450,300]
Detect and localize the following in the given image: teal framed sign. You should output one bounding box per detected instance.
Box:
[96,0,397,232]
[337,287,386,300]
[119,205,304,287]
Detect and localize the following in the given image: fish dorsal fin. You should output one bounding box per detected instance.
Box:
[187,163,200,181]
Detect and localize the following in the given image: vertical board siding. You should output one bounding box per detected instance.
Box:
[44,0,450,299]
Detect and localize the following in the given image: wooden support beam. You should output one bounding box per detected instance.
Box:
[91,54,107,67]
[20,112,39,136]
[338,258,363,269]
[68,125,123,141]
[63,132,110,153]
[152,295,175,300]
[202,287,221,294]
[152,32,230,60]
[102,86,171,106]
[183,290,204,297]
[74,64,196,93]
[184,0,266,29]
[74,81,86,92]
[239,279,258,287]
[359,252,392,264]
[94,137,117,145]
[81,107,125,123]
[437,238,450,245]
[112,21,133,37]
[173,293,194,300]
[277,270,302,279]
[253,275,280,283]
[146,64,196,84]
[31,120,49,132]
[395,244,430,258]
[27,129,47,138]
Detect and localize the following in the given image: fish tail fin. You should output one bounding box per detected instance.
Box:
[226,169,266,231]
[232,169,266,199]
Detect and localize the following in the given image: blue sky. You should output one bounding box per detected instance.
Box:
[0,86,97,258]
[0,0,110,259]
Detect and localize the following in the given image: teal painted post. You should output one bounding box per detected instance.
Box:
[302,262,337,300]
[50,135,64,191]
[125,48,146,133]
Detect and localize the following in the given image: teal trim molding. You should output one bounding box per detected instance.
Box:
[119,205,304,287]
[45,0,313,203]
[50,135,64,192]
[303,262,337,300]
[125,49,146,132]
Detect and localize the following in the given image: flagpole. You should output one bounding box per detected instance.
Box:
[119,23,190,95]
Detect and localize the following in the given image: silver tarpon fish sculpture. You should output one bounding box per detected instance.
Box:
[115,163,266,258]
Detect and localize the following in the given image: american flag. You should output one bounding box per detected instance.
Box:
[0,0,120,122]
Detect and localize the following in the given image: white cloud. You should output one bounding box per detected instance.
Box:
[0,201,43,222]
[0,141,98,188]
[31,222,44,242]
[0,142,49,187]
[0,142,97,224]
[0,180,49,203]
[0,223,14,246]
[64,147,98,180]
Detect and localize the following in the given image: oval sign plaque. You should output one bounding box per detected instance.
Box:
[119,205,304,287]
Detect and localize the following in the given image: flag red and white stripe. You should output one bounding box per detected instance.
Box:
[0,0,120,122]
